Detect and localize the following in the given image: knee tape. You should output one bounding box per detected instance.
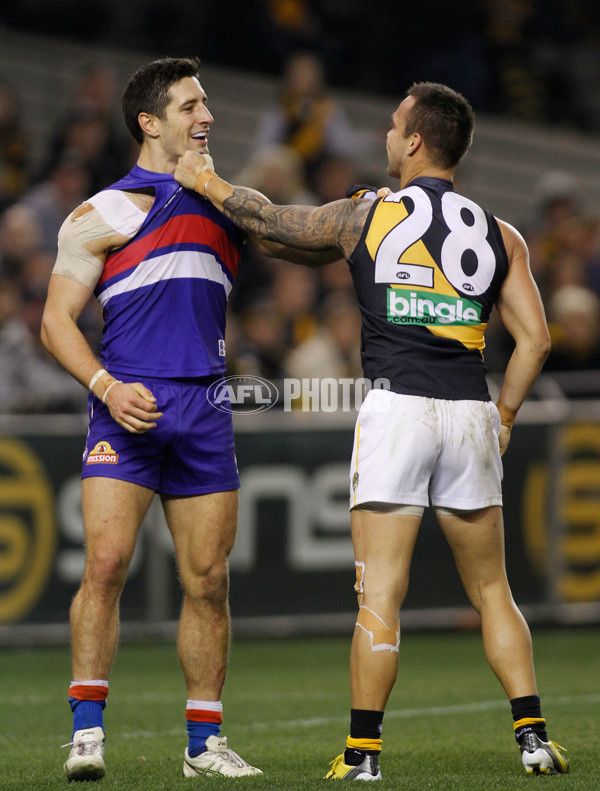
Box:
[356,605,400,653]
[354,561,365,604]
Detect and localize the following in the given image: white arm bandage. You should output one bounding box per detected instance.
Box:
[53,191,147,290]
[88,190,148,237]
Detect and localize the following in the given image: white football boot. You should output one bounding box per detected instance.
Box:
[183,735,262,777]
[63,726,106,781]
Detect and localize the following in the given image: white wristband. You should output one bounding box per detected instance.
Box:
[88,368,108,391]
[101,380,122,404]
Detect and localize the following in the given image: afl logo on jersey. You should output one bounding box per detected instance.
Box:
[86,441,119,465]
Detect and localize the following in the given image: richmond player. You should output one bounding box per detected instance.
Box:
[175,82,570,780]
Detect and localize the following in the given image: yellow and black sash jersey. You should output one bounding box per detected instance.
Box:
[347,176,509,400]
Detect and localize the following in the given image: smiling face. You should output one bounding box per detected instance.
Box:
[154,76,214,165]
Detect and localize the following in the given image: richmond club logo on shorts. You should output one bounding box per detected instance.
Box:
[85,441,119,465]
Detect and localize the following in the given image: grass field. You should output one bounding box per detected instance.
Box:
[0,627,598,789]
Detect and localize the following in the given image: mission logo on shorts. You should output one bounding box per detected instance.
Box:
[86,441,119,465]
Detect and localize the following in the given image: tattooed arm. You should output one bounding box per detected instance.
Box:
[174,150,371,259]
[220,191,370,259]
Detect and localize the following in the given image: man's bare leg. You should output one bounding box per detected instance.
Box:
[350,509,421,712]
[162,489,238,701]
[437,506,568,774]
[163,489,260,776]
[64,478,154,781]
[71,477,155,680]
[325,509,421,778]
[437,505,536,699]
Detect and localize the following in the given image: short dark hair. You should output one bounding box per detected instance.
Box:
[122,57,201,144]
[405,82,474,169]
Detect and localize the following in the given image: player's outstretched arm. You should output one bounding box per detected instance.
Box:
[174,151,370,258]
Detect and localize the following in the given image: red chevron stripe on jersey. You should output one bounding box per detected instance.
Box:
[98,213,240,287]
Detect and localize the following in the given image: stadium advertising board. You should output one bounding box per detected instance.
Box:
[0,415,598,628]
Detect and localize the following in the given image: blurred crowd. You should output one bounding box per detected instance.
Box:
[0,65,134,414]
[4,1,600,132]
[1,45,600,415]
[485,170,600,396]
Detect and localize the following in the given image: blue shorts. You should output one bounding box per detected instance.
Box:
[81,374,240,496]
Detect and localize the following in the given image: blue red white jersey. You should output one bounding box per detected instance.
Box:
[92,165,245,377]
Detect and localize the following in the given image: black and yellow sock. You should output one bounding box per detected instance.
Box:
[510,694,548,743]
[344,709,383,766]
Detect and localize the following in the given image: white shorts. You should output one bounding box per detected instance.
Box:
[349,389,503,511]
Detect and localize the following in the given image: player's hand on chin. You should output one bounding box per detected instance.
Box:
[104,381,163,434]
[174,151,215,191]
